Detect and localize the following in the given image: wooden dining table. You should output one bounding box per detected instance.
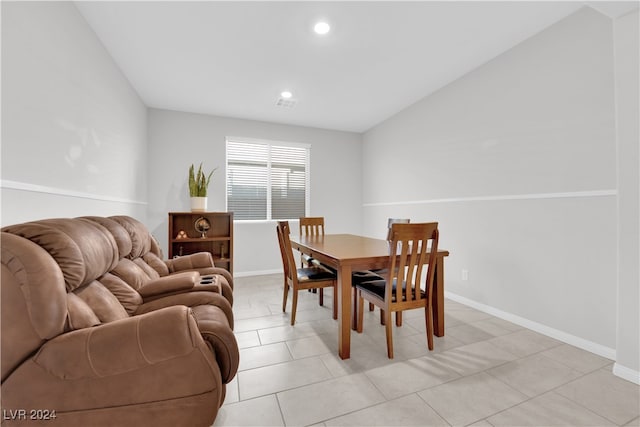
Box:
[289,233,449,359]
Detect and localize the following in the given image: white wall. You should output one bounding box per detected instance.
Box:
[0,2,148,226]
[147,108,362,275]
[362,7,619,359]
[614,10,640,383]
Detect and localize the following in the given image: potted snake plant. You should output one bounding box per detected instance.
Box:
[188,163,216,212]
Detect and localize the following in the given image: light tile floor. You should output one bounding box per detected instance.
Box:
[214,274,639,427]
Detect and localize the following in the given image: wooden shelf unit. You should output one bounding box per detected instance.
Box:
[168,212,233,274]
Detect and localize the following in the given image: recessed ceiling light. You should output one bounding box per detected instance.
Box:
[280,91,293,99]
[314,22,331,35]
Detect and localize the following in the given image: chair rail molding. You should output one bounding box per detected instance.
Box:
[1,180,147,205]
[363,189,617,207]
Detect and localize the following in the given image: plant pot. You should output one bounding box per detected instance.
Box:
[190,196,207,212]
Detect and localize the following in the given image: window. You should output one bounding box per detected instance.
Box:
[226,137,310,220]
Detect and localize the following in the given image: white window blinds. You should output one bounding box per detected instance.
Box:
[226,138,309,220]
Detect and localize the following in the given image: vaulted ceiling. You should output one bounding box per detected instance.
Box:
[75,1,637,133]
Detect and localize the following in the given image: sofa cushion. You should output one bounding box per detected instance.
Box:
[110,216,152,259]
[74,281,128,323]
[133,258,161,280]
[98,272,143,315]
[1,233,68,381]
[66,293,101,330]
[2,219,118,292]
[81,216,133,260]
[111,258,150,291]
[143,252,170,276]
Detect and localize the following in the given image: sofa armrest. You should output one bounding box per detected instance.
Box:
[165,253,234,289]
[191,305,239,384]
[137,271,199,298]
[135,291,234,330]
[2,306,224,413]
[34,306,202,379]
[165,252,214,273]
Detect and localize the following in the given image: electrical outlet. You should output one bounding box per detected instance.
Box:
[461,269,469,281]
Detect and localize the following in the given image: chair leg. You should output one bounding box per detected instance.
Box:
[395,311,403,327]
[380,309,385,325]
[291,289,299,325]
[357,291,365,333]
[385,309,394,358]
[319,288,324,306]
[332,285,338,320]
[282,281,289,312]
[369,302,374,312]
[426,303,434,351]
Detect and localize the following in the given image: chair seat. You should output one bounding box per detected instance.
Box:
[298,262,379,287]
[297,267,336,281]
[309,257,334,271]
[352,270,384,286]
[301,254,315,264]
[357,278,424,301]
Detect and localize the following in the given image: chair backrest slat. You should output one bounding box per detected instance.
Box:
[299,217,325,237]
[387,223,439,305]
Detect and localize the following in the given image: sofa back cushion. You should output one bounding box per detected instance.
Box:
[66,293,101,329]
[98,272,143,315]
[1,233,68,381]
[2,218,133,332]
[109,216,152,259]
[143,252,170,276]
[81,216,133,260]
[111,258,152,291]
[74,280,128,322]
[2,218,119,292]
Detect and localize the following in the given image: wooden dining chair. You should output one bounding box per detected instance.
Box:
[298,217,326,269]
[299,216,325,239]
[299,216,327,302]
[356,222,439,358]
[277,221,337,325]
[371,218,411,322]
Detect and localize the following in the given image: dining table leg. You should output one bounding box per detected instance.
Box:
[433,255,445,337]
[337,264,353,359]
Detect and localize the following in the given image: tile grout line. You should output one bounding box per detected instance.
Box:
[480,354,622,426]
[226,275,639,426]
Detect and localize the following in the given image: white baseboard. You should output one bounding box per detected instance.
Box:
[444,291,616,361]
[234,269,281,278]
[613,363,640,385]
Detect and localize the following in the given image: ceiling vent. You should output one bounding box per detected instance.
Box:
[275,97,297,109]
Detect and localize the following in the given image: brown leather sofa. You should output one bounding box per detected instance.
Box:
[1,216,239,426]
[82,215,235,318]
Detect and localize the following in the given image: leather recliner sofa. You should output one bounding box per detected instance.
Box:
[81,215,235,323]
[1,216,238,426]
